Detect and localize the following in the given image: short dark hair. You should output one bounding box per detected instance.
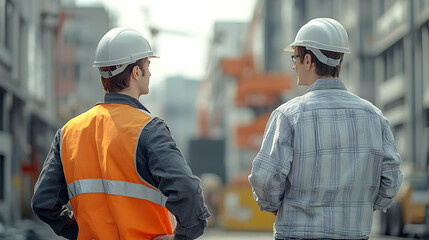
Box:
[100,58,145,92]
[297,46,344,78]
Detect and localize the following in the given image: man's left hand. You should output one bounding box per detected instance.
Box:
[151,235,175,240]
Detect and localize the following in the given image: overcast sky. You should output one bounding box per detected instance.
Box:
[76,0,257,83]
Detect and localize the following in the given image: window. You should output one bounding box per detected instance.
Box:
[425,108,429,128]
[381,0,400,15]
[5,0,13,49]
[0,0,4,46]
[0,0,14,49]
[392,123,406,159]
[384,96,405,111]
[60,64,68,79]
[28,23,47,101]
[383,40,404,80]
[420,0,429,12]
[75,64,80,81]
[0,155,4,200]
[0,90,3,131]
[422,23,429,89]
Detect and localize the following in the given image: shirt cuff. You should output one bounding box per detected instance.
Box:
[174,211,210,240]
[253,192,281,212]
[374,196,394,213]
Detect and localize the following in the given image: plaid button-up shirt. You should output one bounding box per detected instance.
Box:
[249,78,403,239]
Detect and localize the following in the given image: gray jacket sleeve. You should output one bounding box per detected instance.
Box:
[31,129,78,239]
[136,118,210,240]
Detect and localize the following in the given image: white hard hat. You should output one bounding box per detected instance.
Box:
[284,18,350,66]
[93,27,157,78]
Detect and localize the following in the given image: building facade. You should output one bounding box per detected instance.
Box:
[0,0,112,229]
[0,0,61,224]
[56,6,110,123]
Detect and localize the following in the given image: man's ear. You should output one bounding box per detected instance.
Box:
[131,65,140,80]
[305,54,312,70]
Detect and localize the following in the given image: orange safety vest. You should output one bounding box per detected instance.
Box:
[61,103,174,240]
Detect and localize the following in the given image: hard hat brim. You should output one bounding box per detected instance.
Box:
[283,43,351,54]
[283,45,294,52]
[93,54,159,68]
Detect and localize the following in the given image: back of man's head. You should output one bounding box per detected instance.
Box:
[285,18,350,78]
[296,47,344,78]
[100,58,145,93]
[93,28,156,92]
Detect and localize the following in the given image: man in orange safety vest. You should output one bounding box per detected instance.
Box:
[32,27,210,240]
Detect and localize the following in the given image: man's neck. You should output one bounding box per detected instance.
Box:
[117,88,139,100]
[319,75,337,79]
[302,75,338,87]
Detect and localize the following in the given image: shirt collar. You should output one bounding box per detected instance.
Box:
[306,78,348,93]
[97,93,151,113]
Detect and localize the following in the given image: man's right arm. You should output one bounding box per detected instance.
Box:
[374,121,404,212]
[31,129,78,239]
[248,110,293,213]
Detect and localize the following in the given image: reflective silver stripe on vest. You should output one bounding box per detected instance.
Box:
[67,179,167,207]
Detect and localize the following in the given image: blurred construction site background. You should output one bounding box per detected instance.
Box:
[0,0,428,239]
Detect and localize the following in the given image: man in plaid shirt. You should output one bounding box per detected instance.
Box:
[249,18,403,240]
